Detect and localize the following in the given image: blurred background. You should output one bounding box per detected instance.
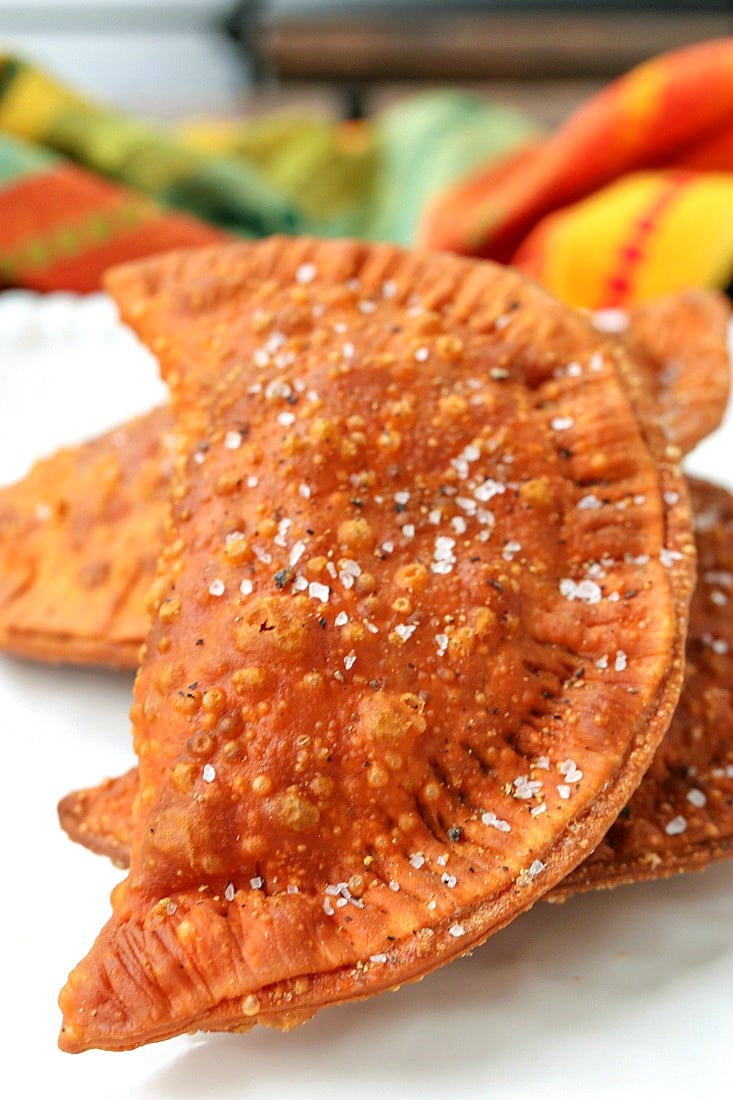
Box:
[0,1,730,124]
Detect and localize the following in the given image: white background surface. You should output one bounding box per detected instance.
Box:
[0,291,731,1099]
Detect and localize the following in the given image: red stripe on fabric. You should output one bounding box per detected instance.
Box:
[603,172,696,308]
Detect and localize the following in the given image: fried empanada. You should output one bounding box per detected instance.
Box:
[58,476,733,890]
[553,476,733,896]
[0,406,173,668]
[1,291,726,670]
[58,239,693,1053]
[594,289,732,455]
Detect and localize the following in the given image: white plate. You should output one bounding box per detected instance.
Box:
[1,291,731,1100]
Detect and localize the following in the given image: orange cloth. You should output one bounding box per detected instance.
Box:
[420,38,733,308]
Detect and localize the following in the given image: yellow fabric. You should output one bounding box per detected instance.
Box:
[515,172,733,309]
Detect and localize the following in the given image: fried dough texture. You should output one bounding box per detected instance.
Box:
[0,406,173,668]
[58,477,733,890]
[594,289,732,455]
[553,477,733,896]
[57,238,693,1052]
[1,290,725,671]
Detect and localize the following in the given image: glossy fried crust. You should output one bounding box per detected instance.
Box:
[0,407,172,669]
[552,478,733,897]
[59,238,693,1053]
[1,292,721,670]
[58,478,733,889]
[594,290,732,455]
[58,769,138,869]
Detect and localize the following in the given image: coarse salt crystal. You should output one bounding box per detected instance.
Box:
[687,788,707,808]
[614,650,628,672]
[225,883,235,901]
[335,611,348,627]
[559,578,603,604]
[514,776,543,799]
[441,873,457,889]
[528,859,546,878]
[224,430,242,450]
[344,653,357,670]
[433,535,456,561]
[551,416,574,431]
[474,478,505,503]
[394,623,416,642]
[299,482,311,499]
[295,262,316,284]
[202,764,216,783]
[665,815,687,836]
[410,853,425,870]
[449,923,465,938]
[414,346,429,362]
[593,309,628,334]
[250,876,263,890]
[624,552,650,569]
[240,578,253,596]
[370,953,388,964]
[389,880,400,892]
[289,541,306,567]
[309,581,330,603]
[481,811,511,832]
[278,411,296,427]
[208,579,225,597]
[557,784,571,800]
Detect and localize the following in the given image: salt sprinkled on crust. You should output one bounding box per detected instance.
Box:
[665,816,688,836]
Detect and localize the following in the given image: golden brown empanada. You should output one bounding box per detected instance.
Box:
[58,476,733,893]
[595,290,731,456]
[57,238,692,1052]
[1,291,726,670]
[0,406,173,668]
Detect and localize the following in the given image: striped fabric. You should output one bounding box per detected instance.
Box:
[0,55,534,292]
[1,41,731,306]
[420,37,733,307]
